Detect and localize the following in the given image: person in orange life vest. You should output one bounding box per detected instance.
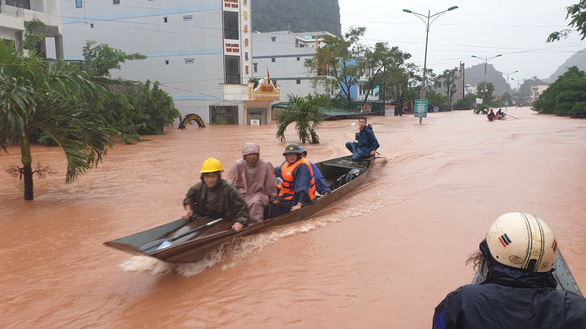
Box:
[298,145,331,195]
[270,144,316,218]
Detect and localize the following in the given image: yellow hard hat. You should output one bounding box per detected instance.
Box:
[200,157,223,173]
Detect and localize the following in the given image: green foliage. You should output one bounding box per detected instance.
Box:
[305,27,365,109]
[132,80,180,134]
[475,104,490,114]
[532,66,586,118]
[476,82,495,105]
[0,41,110,200]
[436,68,459,108]
[213,117,228,125]
[276,94,325,144]
[454,94,477,110]
[83,40,146,78]
[547,0,586,42]
[22,18,47,56]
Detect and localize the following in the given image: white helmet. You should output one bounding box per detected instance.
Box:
[486,212,558,272]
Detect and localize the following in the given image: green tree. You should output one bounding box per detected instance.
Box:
[0,42,110,200]
[305,27,365,109]
[547,1,586,42]
[276,94,325,144]
[133,80,180,134]
[532,66,586,118]
[453,93,477,110]
[436,68,459,109]
[82,40,146,78]
[476,82,495,105]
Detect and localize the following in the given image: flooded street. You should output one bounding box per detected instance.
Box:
[1,107,584,328]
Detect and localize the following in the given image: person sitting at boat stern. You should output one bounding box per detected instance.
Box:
[270,144,316,218]
[432,212,586,329]
[345,116,379,162]
[298,145,331,195]
[227,142,277,224]
[183,158,249,232]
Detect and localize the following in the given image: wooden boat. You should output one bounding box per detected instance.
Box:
[104,155,375,263]
[471,249,583,296]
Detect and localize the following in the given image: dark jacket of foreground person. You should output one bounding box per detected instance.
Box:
[183,179,249,226]
[433,261,586,329]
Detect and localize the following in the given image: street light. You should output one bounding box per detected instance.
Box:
[504,70,518,110]
[403,6,458,100]
[471,54,502,103]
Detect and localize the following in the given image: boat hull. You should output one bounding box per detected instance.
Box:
[104,156,375,263]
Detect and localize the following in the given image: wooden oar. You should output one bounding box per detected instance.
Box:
[138,218,223,253]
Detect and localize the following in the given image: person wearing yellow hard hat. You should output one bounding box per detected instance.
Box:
[432,212,586,329]
[182,158,249,232]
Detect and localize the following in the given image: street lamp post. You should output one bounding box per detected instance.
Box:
[504,70,518,111]
[403,6,458,100]
[471,54,502,105]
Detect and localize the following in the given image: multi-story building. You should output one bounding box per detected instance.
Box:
[530,84,549,103]
[251,30,337,99]
[1,0,63,57]
[58,0,252,124]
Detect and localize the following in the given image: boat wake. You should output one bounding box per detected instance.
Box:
[119,192,411,277]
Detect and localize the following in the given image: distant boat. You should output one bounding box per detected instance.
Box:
[104,156,376,263]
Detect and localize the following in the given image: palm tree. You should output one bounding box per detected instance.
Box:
[0,41,110,200]
[276,94,324,144]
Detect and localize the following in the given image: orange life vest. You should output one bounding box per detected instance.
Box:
[278,158,316,202]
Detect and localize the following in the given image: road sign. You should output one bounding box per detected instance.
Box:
[414,99,428,118]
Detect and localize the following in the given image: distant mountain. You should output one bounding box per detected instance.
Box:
[251,0,341,36]
[464,64,511,96]
[544,48,586,83]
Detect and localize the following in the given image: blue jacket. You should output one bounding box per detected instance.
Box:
[356,124,379,154]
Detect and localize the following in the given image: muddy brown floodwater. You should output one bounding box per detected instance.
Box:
[0,107,584,328]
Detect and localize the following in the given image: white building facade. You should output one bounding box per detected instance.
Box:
[59,0,252,124]
[251,31,337,99]
[1,0,63,57]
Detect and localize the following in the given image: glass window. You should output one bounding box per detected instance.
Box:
[253,63,258,73]
[225,56,240,84]
[113,0,120,4]
[224,12,239,40]
[76,0,82,8]
[296,80,301,85]
[271,58,276,62]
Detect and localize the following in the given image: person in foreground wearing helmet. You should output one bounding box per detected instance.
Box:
[298,145,331,195]
[432,212,586,329]
[227,142,277,224]
[270,144,316,218]
[183,158,249,232]
[345,116,379,162]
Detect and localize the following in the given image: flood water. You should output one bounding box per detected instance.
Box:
[1,107,584,328]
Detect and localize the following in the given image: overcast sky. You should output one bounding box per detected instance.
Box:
[338,0,584,82]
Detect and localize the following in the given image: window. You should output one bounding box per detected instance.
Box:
[224,12,239,40]
[183,15,193,21]
[271,37,276,42]
[225,56,240,84]
[90,23,94,28]
[253,63,258,73]
[76,0,82,8]
[271,58,276,62]
[113,0,120,4]
[7,0,31,9]
[185,58,194,64]
[297,57,300,61]
[163,17,168,23]
[165,60,169,65]
[296,80,301,85]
